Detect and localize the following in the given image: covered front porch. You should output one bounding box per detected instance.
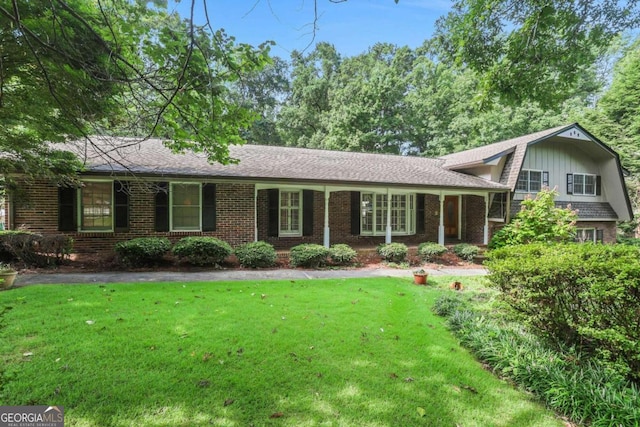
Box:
[251,183,494,249]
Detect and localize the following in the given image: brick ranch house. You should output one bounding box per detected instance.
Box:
[2,123,633,253]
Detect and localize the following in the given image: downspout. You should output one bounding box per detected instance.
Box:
[323,187,330,248]
[438,192,445,245]
[254,185,258,242]
[385,188,392,244]
[483,193,489,245]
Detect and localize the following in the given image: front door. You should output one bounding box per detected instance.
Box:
[444,196,458,238]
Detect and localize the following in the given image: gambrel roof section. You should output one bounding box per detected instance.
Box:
[440,123,633,220]
[440,124,570,189]
[65,137,507,191]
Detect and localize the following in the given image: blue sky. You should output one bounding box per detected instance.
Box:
[169,0,452,57]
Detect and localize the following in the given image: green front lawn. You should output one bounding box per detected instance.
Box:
[0,277,564,426]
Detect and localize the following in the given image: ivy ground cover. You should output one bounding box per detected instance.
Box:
[0,277,564,426]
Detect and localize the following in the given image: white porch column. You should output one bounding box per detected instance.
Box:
[385,189,392,243]
[438,193,445,246]
[254,186,258,242]
[483,193,490,245]
[323,187,330,248]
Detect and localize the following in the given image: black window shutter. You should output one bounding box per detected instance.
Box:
[114,181,130,232]
[267,189,279,237]
[596,229,604,243]
[303,190,314,236]
[350,191,361,235]
[566,174,573,195]
[58,187,77,231]
[416,194,425,234]
[154,182,169,232]
[542,171,549,187]
[202,183,217,231]
[596,176,602,196]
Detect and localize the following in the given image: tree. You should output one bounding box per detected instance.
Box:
[0,0,271,185]
[277,43,340,148]
[435,0,640,107]
[228,56,291,146]
[324,43,414,153]
[489,187,578,249]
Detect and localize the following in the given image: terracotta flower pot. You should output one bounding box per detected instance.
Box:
[413,273,427,285]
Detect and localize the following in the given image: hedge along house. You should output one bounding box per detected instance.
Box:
[441,123,633,243]
[3,123,631,252]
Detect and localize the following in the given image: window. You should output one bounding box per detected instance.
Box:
[361,193,415,236]
[516,170,547,193]
[280,190,302,236]
[575,228,596,243]
[171,183,201,231]
[80,181,112,231]
[572,173,597,196]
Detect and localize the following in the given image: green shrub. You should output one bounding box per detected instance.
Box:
[452,243,479,261]
[115,237,171,267]
[377,242,408,263]
[289,244,330,268]
[0,230,73,267]
[433,293,640,425]
[172,236,232,266]
[431,294,469,317]
[329,243,357,265]
[417,242,447,261]
[234,241,277,268]
[489,188,577,249]
[486,243,640,382]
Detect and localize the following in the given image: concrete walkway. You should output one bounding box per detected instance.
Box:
[13,266,487,286]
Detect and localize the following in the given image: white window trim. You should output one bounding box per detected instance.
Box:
[360,192,416,236]
[170,182,202,232]
[572,173,597,196]
[516,169,544,193]
[279,190,303,237]
[576,228,597,243]
[78,179,114,233]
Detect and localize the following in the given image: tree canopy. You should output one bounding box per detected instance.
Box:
[0,0,271,183]
[434,0,640,107]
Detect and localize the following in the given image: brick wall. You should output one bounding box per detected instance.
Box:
[9,180,541,253]
[463,195,486,244]
[576,221,617,243]
[260,190,444,249]
[10,180,255,253]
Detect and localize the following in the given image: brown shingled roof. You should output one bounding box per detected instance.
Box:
[439,124,574,190]
[440,124,572,168]
[67,137,507,191]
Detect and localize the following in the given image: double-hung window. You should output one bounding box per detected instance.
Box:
[280,190,302,236]
[572,173,596,196]
[80,181,113,231]
[171,183,201,231]
[516,170,546,193]
[361,193,415,235]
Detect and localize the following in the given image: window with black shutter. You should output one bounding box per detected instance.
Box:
[202,183,217,232]
[114,181,130,232]
[154,182,169,232]
[58,187,77,231]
